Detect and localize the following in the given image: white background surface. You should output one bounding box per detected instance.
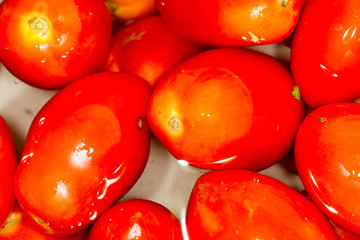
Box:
[0,43,304,237]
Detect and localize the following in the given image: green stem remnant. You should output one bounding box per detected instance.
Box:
[280,0,289,7]
[292,86,301,101]
[28,17,50,36]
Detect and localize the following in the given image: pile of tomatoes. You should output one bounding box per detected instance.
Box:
[0,0,360,239]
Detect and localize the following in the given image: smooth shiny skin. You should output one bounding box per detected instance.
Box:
[102,15,206,88]
[157,0,304,47]
[0,116,17,228]
[147,48,305,171]
[186,169,338,239]
[89,199,183,240]
[291,0,360,108]
[295,102,360,235]
[0,0,112,89]
[14,72,151,237]
[0,203,89,240]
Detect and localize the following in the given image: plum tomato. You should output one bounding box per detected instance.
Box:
[0,116,17,228]
[156,0,304,47]
[102,15,206,89]
[13,72,151,236]
[290,0,360,108]
[186,169,338,240]
[295,102,360,235]
[331,222,360,240]
[105,0,158,21]
[0,203,89,240]
[0,0,112,89]
[147,48,305,171]
[88,199,183,240]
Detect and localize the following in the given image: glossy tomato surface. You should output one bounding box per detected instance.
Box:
[0,116,17,228]
[290,0,360,108]
[89,199,183,240]
[295,102,360,235]
[147,47,305,171]
[157,0,304,47]
[0,0,112,89]
[102,15,206,88]
[186,169,338,239]
[14,72,151,236]
[0,203,89,240]
[106,0,157,21]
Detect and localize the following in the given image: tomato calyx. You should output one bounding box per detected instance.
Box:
[28,17,50,37]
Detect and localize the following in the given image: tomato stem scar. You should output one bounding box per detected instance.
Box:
[138,118,143,129]
[168,116,182,132]
[28,17,49,36]
[279,0,289,7]
[1,213,16,229]
[292,86,301,100]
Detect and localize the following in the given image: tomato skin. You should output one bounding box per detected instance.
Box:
[0,0,112,89]
[295,102,360,235]
[13,72,151,236]
[88,199,183,240]
[106,0,158,21]
[0,203,89,240]
[156,0,303,47]
[102,15,206,88]
[0,116,17,228]
[147,48,305,171]
[186,169,338,240]
[290,0,360,108]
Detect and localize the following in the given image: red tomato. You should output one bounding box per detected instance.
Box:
[332,222,360,240]
[295,102,360,235]
[13,72,151,236]
[147,48,305,171]
[0,203,89,240]
[290,0,360,108]
[88,199,183,240]
[186,169,338,239]
[102,15,206,88]
[156,0,304,47]
[0,116,17,228]
[0,0,112,89]
[106,0,158,21]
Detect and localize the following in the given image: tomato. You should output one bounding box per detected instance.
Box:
[295,102,360,235]
[186,169,338,239]
[0,116,17,228]
[102,15,206,88]
[290,0,360,108]
[332,222,360,240]
[0,203,89,240]
[13,72,151,236]
[0,0,112,89]
[88,199,183,239]
[147,48,305,171]
[156,0,304,47]
[106,0,157,21]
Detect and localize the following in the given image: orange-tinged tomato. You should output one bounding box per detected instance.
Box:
[186,169,338,239]
[0,0,112,89]
[88,199,183,240]
[102,15,206,88]
[14,72,151,237]
[106,0,157,21]
[0,203,89,240]
[147,48,305,171]
[156,0,304,47]
[295,102,360,235]
[0,116,17,228]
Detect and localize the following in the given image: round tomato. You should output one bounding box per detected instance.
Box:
[0,116,17,228]
[0,0,112,89]
[295,102,360,235]
[186,169,338,239]
[147,47,305,171]
[102,14,206,88]
[156,0,304,47]
[106,0,158,21]
[290,0,360,108]
[14,72,151,236]
[88,199,183,240]
[0,203,89,240]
